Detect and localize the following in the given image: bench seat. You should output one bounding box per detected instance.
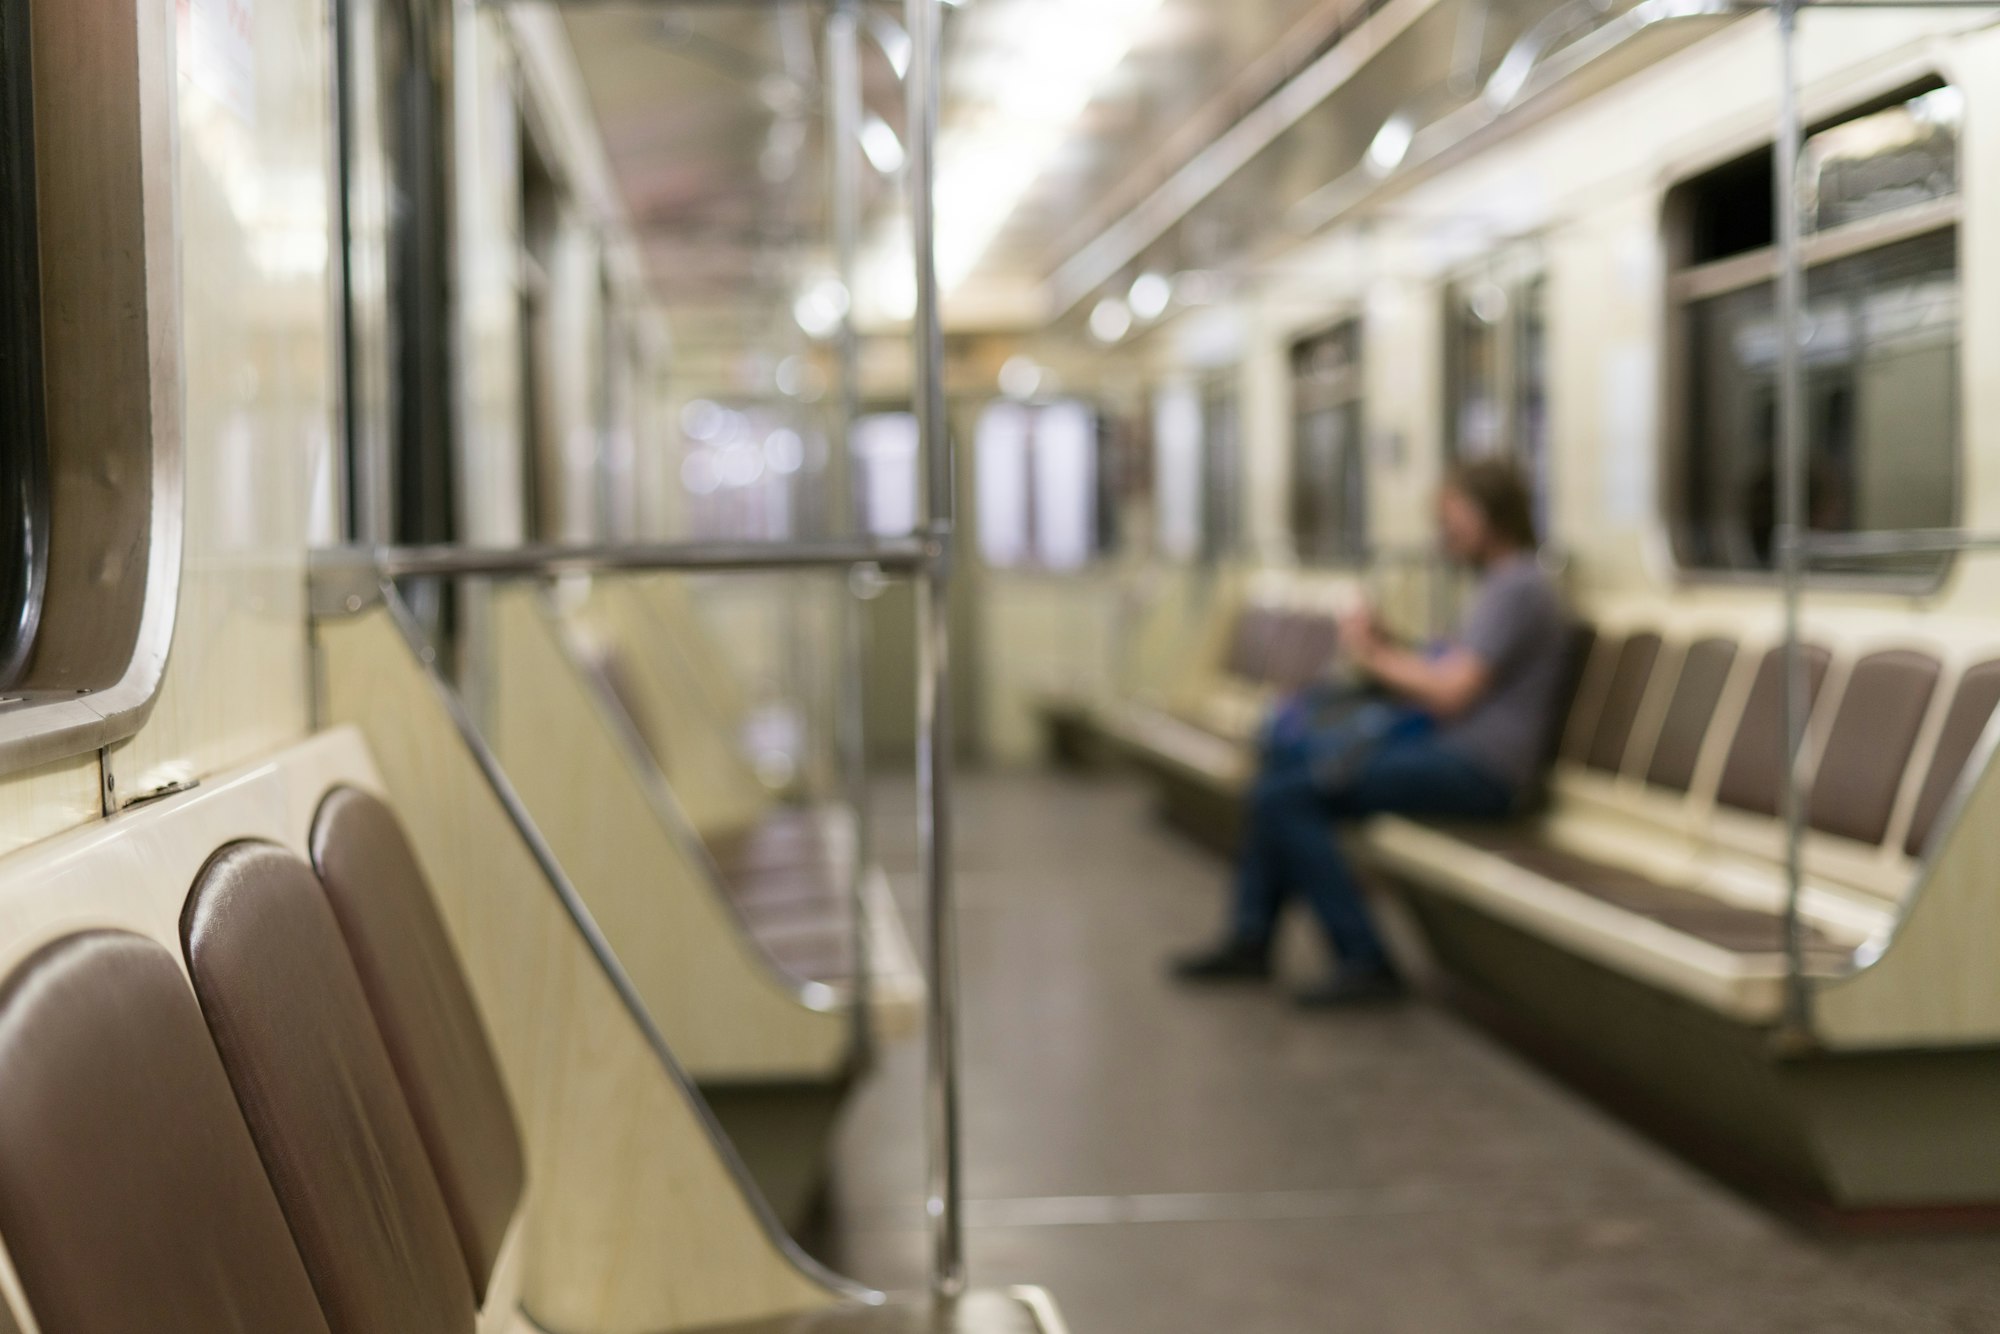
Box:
[1360,816,1862,1019]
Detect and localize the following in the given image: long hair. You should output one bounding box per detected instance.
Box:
[1444,457,1538,551]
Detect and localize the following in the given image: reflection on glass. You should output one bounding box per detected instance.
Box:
[1290,321,1366,564]
[975,400,1102,571]
[1684,229,1957,577]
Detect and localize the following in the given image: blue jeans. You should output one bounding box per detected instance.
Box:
[1230,726,1514,969]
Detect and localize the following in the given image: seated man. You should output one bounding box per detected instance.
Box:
[1172,458,1569,1006]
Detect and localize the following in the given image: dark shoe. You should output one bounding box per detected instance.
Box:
[1293,964,1407,1008]
[1170,939,1272,983]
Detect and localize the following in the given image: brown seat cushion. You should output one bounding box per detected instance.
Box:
[1808,650,1941,845]
[1224,607,1281,681]
[1645,637,1739,792]
[1585,631,1661,775]
[0,932,331,1334]
[1905,659,2000,857]
[1558,631,1618,764]
[311,788,526,1301]
[1456,834,1848,961]
[184,843,477,1334]
[1715,644,1831,816]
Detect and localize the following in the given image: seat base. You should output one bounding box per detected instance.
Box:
[684,1288,1069,1334]
[1401,888,2000,1210]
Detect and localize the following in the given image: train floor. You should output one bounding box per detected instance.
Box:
[813,769,2000,1332]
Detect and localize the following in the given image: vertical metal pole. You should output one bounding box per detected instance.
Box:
[827,0,874,1066]
[907,0,963,1301]
[1774,0,1812,1040]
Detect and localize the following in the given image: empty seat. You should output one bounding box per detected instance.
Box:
[310,788,526,1301]
[0,932,332,1334]
[1585,631,1662,774]
[1558,630,1619,765]
[1808,650,1942,845]
[1645,637,1739,792]
[1905,659,2000,857]
[1224,606,1282,680]
[1462,834,1849,961]
[1715,644,1831,816]
[184,843,478,1334]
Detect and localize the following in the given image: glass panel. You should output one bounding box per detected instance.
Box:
[974,400,1101,571]
[1152,384,1202,562]
[1200,375,1241,562]
[1446,281,1508,460]
[1805,85,1961,232]
[1681,228,1957,577]
[1291,322,1365,563]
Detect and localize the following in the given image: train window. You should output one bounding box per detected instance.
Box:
[1667,81,1961,581]
[1201,373,1243,562]
[976,400,1102,571]
[1444,256,1550,535]
[1152,384,1202,562]
[0,0,45,686]
[1290,321,1367,564]
[853,411,920,538]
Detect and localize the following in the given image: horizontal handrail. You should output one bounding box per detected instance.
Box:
[313,537,932,581]
[1797,529,2000,560]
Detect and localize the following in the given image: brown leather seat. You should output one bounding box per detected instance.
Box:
[1905,659,2000,857]
[1715,644,1831,816]
[183,843,477,1334]
[1558,630,1617,764]
[1645,637,1739,792]
[0,932,331,1334]
[1224,606,1281,681]
[1271,613,1339,690]
[1585,631,1661,774]
[1459,834,1848,961]
[1808,650,1941,845]
[310,788,527,1302]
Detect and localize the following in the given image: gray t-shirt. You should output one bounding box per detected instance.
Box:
[1438,555,1568,795]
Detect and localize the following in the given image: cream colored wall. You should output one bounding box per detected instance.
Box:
[108,0,332,801]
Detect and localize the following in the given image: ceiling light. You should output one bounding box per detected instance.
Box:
[1366,111,1417,177]
[998,355,1043,399]
[1128,271,1173,321]
[1089,297,1133,344]
[931,0,1166,293]
[861,115,906,175]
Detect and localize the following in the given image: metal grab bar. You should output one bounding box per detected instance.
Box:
[1798,529,2000,559]
[311,537,932,583]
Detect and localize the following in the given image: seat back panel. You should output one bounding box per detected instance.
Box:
[183,842,476,1334]
[1905,659,2000,858]
[1645,637,1740,793]
[1586,631,1661,775]
[310,787,527,1302]
[1809,650,1942,846]
[0,932,331,1334]
[1716,644,1832,817]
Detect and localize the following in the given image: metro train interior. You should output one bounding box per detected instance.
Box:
[6,0,2000,1329]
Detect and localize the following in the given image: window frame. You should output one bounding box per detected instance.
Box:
[0,0,47,688]
[1288,317,1369,567]
[0,0,185,774]
[1661,74,1963,593]
[1441,243,1551,537]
